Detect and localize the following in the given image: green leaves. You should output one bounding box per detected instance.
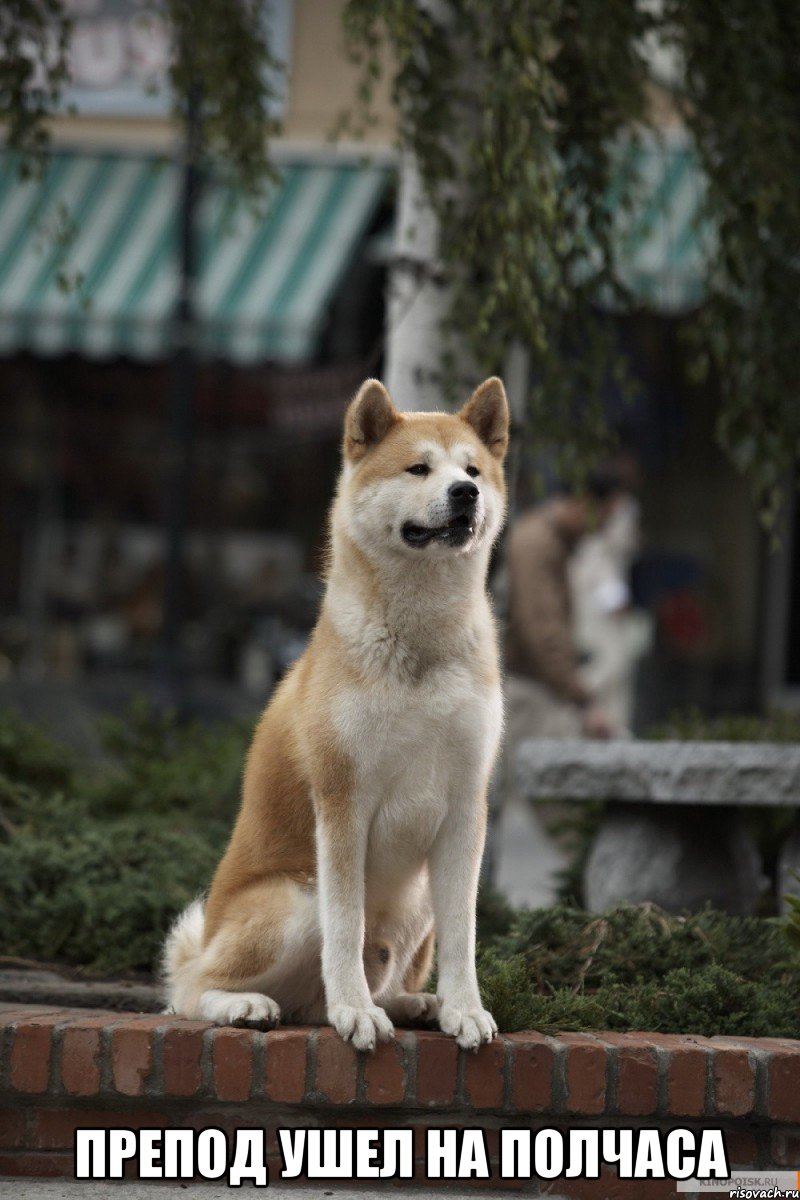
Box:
[344,0,800,514]
[2,1,283,196]
[166,0,283,196]
[0,0,72,165]
[785,874,800,953]
[344,0,652,474]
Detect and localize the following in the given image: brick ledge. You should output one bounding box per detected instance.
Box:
[2,1003,800,1193]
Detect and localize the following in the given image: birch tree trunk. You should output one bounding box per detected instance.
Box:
[383,151,451,411]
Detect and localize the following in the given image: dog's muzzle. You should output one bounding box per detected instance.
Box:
[401,482,480,548]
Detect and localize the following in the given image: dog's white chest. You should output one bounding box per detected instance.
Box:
[333,662,502,885]
[335,661,497,777]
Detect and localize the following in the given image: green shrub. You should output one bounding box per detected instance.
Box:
[475,902,800,1037]
[90,697,248,819]
[0,701,246,975]
[0,708,74,791]
[0,812,226,974]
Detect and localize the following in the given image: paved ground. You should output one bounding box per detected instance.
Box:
[493,795,566,909]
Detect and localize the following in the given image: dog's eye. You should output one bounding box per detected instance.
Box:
[406,463,430,476]
[466,465,480,478]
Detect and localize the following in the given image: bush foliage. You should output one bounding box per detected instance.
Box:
[475,890,800,1037]
[0,702,247,974]
[1,705,799,1036]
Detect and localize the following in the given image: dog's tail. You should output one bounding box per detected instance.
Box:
[161,898,205,1014]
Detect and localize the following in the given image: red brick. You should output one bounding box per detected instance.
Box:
[264,1029,308,1103]
[464,1036,506,1110]
[211,1028,254,1102]
[29,1108,165,1150]
[602,1034,658,1116]
[556,1169,677,1200]
[363,1035,407,1104]
[0,1107,25,1149]
[111,1023,157,1096]
[314,1029,358,1104]
[508,1033,555,1113]
[10,1017,61,1093]
[656,1037,708,1118]
[769,1047,800,1122]
[562,1033,606,1115]
[57,1013,122,1099]
[712,1047,755,1117]
[0,1151,74,1177]
[771,1128,800,1167]
[413,1157,523,1192]
[0,1006,62,1025]
[60,1026,103,1097]
[162,1022,208,1097]
[414,1032,458,1106]
[725,1129,759,1167]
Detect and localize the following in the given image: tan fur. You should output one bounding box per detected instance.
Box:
[403,928,436,993]
[163,377,509,1050]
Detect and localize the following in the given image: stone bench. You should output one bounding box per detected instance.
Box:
[516,740,800,914]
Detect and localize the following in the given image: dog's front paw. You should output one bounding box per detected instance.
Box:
[329,1003,394,1051]
[438,1002,497,1050]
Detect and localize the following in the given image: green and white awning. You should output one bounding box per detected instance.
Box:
[0,151,389,363]
[611,133,711,312]
[0,136,708,362]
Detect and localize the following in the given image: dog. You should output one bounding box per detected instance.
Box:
[163,375,509,1051]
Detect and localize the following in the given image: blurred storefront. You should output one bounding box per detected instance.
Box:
[0,0,396,697]
[0,1,782,725]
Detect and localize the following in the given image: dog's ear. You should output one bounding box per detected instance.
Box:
[344,379,400,462]
[459,377,509,460]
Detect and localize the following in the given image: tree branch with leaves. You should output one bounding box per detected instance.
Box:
[343,0,800,520]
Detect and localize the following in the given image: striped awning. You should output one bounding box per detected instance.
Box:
[611,133,711,312]
[0,151,390,363]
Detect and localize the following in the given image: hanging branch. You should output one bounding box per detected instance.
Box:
[165,0,282,195]
[0,0,72,168]
[1,0,284,196]
[343,0,654,484]
[344,0,800,517]
[664,0,800,528]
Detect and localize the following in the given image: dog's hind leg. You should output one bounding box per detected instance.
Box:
[164,876,322,1027]
[381,925,440,1026]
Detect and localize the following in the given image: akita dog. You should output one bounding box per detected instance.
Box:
[163,376,509,1051]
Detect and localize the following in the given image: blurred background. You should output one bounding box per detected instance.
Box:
[1,0,800,1004]
[0,0,796,738]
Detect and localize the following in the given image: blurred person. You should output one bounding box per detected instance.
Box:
[489,469,628,908]
[504,469,627,743]
[570,490,653,732]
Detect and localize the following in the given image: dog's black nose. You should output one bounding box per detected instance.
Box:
[448,480,479,508]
